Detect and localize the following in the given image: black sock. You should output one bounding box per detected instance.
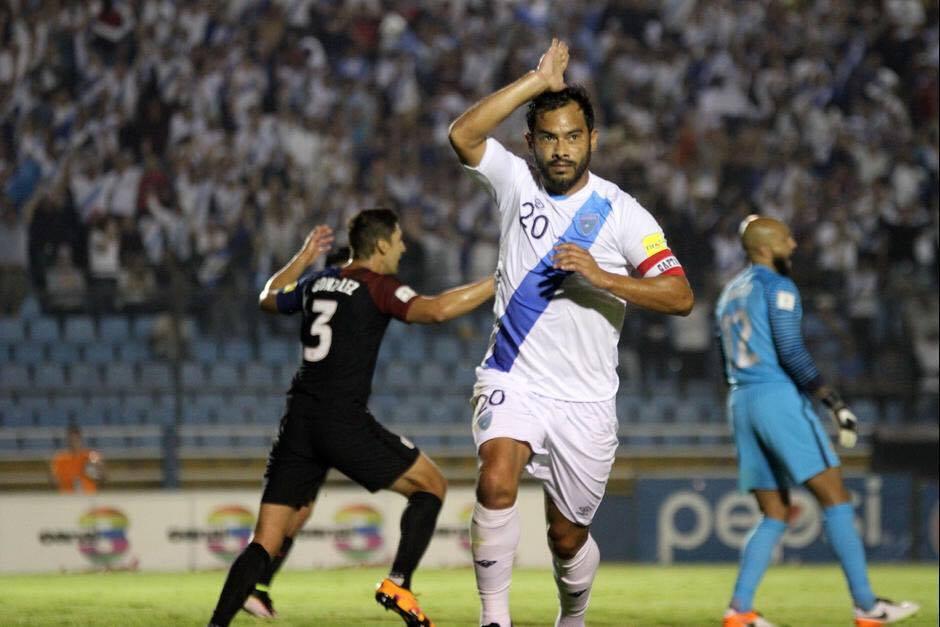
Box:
[390,492,442,590]
[257,536,294,587]
[209,542,271,626]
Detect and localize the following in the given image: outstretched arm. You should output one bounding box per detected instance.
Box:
[258,225,334,312]
[406,276,495,324]
[448,38,568,166]
[552,243,694,315]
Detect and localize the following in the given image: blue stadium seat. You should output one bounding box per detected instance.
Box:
[67,363,101,391]
[388,399,424,423]
[37,403,69,427]
[48,342,81,364]
[28,317,59,343]
[0,437,19,453]
[83,343,115,364]
[138,362,173,390]
[20,436,56,453]
[53,396,87,420]
[0,364,30,392]
[430,336,461,363]
[673,403,703,423]
[417,362,448,391]
[180,362,207,390]
[131,315,158,340]
[451,360,478,390]
[426,397,472,424]
[208,363,239,388]
[229,394,260,423]
[63,316,96,344]
[0,343,10,363]
[221,339,254,363]
[116,340,149,362]
[102,363,136,391]
[87,395,122,424]
[381,360,415,391]
[143,404,175,425]
[0,399,33,427]
[254,394,285,423]
[33,363,65,391]
[0,317,24,342]
[259,338,294,364]
[243,362,275,389]
[192,338,219,363]
[99,316,130,342]
[398,335,427,363]
[11,342,45,365]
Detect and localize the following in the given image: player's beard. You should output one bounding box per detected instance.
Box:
[773,254,792,276]
[535,146,591,196]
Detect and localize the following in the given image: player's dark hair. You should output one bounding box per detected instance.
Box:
[325,245,351,267]
[348,209,399,259]
[526,85,595,132]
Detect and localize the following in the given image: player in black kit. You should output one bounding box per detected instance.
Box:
[208,209,494,627]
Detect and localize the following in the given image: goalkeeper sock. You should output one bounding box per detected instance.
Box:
[553,534,600,627]
[209,542,271,626]
[257,535,293,587]
[730,516,787,611]
[824,503,876,611]
[471,502,519,626]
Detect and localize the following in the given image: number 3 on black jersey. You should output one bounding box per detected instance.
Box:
[304,299,338,362]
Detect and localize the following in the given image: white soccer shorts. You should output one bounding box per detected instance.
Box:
[471,377,619,526]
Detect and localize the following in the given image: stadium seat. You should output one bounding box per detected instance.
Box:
[180,362,207,391]
[397,335,427,363]
[229,394,260,423]
[48,342,80,364]
[87,395,122,424]
[0,399,33,427]
[20,435,56,453]
[28,317,59,343]
[254,394,285,423]
[451,360,478,390]
[83,342,115,364]
[381,360,415,391]
[416,362,448,391]
[208,363,239,388]
[63,316,96,344]
[102,363,136,392]
[138,362,173,391]
[221,339,254,363]
[192,338,219,363]
[11,341,45,365]
[117,340,150,362]
[430,335,462,363]
[388,399,425,423]
[131,315,158,340]
[99,316,130,342]
[0,364,30,392]
[243,361,275,389]
[32,363,66,391]
[67,363,101,391]
[53,395,87,420]
[37,403,69,427]
[0,317,24,342]
[259,338,293,364]
[425,396,472,424]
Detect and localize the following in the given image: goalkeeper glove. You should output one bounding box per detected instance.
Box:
[820,388,858,448]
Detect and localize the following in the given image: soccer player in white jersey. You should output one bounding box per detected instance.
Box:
[448,39,694,627]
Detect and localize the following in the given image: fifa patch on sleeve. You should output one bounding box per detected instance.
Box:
[281,281,297,293]
[395,285,417,302]
[642,232,668,256]
[776,291,796,311]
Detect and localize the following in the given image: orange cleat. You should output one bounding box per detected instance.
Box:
[722,608,776,627]
[375,578,434,627]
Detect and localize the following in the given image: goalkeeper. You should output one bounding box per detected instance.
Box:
[714,216,918,627]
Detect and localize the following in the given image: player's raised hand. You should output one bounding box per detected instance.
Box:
[301,225,334,260]
[536,38,569,92]
[552,243,608,288]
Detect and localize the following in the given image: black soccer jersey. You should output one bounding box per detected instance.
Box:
[275,266,417,404]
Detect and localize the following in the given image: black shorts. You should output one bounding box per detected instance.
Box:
[261,393,421,508]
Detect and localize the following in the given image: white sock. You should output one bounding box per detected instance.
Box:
[553,534,600,627]
[471,502,519,626]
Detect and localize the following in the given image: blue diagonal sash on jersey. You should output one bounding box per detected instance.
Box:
[485,191,613,372]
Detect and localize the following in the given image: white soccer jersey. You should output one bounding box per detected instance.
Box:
[467,138,684,401]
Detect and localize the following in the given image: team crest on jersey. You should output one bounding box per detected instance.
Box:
[476,411,493,431]
[576,212,600,237]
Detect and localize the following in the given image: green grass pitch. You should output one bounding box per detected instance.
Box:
[0,564,936,626]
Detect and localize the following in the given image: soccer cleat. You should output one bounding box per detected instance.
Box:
[854,598,920,625]
[242,588,277,618]
[375,578,434,627]
[723,607,776,627]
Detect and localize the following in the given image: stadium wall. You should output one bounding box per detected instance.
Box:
[1,476,936,573]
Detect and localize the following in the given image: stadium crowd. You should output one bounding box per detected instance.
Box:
[0,0,937,406]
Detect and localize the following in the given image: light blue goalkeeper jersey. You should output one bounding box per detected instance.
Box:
[715,264,822,391]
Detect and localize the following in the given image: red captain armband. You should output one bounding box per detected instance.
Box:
[636,249,685,278]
